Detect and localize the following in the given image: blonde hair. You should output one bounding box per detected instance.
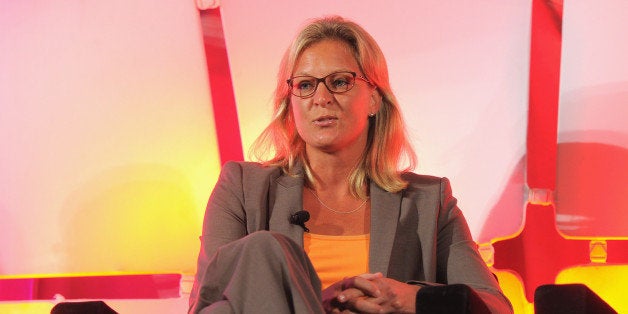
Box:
[250,16,417,198]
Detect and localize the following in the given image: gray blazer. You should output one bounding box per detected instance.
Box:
[191,161,512,313]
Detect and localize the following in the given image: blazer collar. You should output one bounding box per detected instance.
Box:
[269,163,305,246]
[268,162,403,276]
[369,182,402,276]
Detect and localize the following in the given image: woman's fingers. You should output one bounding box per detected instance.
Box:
[331,276,421,313]
[357,272,383,280]
[350,276,382,298]
[336,276,381,302]
[337,287,364,303]
[348,297,386,314]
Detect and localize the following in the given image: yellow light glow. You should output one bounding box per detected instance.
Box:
[492,268,534,314]
[491,264,628,313]
[555,264,628,313]
[0,302,54,314]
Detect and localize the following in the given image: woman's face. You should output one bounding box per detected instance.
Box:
[290,39,380,155]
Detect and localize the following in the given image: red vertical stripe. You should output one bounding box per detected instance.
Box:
[526,0,563,190]
[493,0,566,303]
[200,9,244,164]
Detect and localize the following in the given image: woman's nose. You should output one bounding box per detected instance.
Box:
[313,81,333,107]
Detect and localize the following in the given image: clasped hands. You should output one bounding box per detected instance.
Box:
[322,273,420,314]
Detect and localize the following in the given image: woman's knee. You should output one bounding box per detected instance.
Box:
[241,230,295,251]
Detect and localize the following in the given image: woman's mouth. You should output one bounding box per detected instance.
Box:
[313,115,338,126]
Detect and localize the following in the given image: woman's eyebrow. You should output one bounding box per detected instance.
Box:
[292,69,355,77]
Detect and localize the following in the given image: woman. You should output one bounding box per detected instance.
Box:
[189,16,512,313]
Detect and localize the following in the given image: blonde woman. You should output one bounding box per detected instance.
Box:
[190,16,512,314]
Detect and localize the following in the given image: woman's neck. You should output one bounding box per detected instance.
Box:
[306,151,362,195]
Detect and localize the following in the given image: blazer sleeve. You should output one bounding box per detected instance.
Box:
[429,177,513,313]
[189,161,249,312]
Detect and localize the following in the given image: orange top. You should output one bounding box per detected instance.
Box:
[303,233,370,289]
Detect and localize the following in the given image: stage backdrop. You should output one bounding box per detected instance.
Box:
[0,0,530,292]
[556,1,628,238]
[219,0,531,243]
[1,0,627,313]
[0,0,219,276]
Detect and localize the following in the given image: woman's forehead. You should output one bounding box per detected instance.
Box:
[292,40,359,76]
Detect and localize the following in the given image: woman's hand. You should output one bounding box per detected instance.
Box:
[363,277,420,313]
[322,274,384,313]
[322,273,420,313]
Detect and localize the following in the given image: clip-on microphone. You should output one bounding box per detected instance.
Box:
[289,210,310,232]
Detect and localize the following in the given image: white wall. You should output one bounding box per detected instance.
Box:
[0,0,219,276]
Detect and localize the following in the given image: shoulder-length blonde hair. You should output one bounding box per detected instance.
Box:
[250,15,417,198]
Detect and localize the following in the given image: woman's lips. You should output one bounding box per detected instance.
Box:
[313,115,338,126]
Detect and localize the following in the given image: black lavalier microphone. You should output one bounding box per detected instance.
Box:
[289,210,310,232]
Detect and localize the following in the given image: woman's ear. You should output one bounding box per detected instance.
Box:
[369,88,382,115]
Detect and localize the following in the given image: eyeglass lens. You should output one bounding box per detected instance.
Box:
[288,72,356,97]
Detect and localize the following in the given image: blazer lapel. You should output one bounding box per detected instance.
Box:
[268,168,305,246]
[264,164,402,274]
[369,183,402,276]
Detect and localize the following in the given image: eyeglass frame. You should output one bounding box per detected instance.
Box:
[286,71,372,98]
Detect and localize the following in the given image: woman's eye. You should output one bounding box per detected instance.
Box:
[332,79,349,88]
[297,81,313,90]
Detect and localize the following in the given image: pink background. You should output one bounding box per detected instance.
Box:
[1,0,626,312]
